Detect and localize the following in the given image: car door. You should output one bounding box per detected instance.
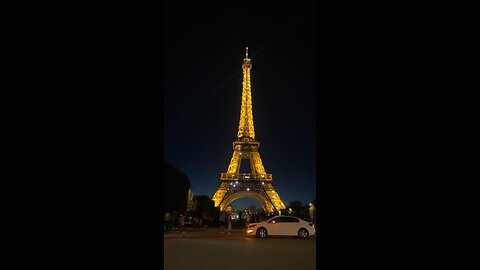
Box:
[272,217,295,235]
[266,217,283,235]
[282,217,300,235]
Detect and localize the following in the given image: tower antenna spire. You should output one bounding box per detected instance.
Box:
[246,46,248,59]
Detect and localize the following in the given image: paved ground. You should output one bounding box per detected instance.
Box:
[164,228,316,270]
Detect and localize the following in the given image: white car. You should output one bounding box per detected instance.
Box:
[246,215,316,239]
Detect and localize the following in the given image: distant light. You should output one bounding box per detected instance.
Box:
[261,182,264,185]
[309,203,312,206]
[247,188,250,191]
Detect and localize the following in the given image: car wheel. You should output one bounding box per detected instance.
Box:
[256,227,268,238]
[298,228,309,239]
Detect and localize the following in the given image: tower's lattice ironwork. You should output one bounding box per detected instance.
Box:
[212,48,286,213]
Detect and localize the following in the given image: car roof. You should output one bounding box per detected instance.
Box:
[269,215,303,220]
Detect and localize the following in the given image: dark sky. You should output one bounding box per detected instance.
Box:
[164,0,316,210]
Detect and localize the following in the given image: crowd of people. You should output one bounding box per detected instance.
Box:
[164,209,270,234]
[164,210,211,233]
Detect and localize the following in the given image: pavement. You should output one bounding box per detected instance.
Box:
[164,227,316,270]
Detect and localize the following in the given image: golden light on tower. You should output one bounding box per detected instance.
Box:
[212,48,286,213]
[237,47,255,139]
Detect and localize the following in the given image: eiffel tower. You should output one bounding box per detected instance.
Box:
[212,48,286,213]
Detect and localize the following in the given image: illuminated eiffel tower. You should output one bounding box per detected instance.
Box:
[212,48,286,213]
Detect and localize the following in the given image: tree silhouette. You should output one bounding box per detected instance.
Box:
[288,200,306,219]
[164,161,191,213]
[192,195,215,216]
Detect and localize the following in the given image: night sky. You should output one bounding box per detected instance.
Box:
[164,0,316,210]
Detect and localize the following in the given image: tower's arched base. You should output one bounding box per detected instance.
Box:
[219,191,271,212]
[212,178,286,213]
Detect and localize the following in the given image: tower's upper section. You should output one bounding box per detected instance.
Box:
[237,47,255,139]
[242,47,252,67]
